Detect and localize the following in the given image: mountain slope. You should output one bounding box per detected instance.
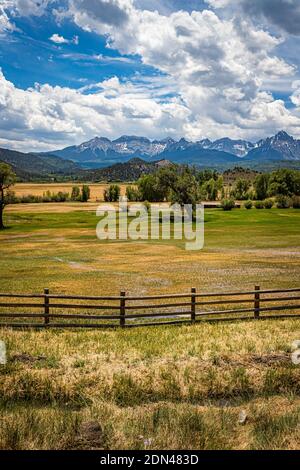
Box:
[0,147,80,180]
[82,158,173,182]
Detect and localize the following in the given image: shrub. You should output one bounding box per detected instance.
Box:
[5,190,19,204]
[71,186,81,201]
[221,198,235,211]
[276,195,291,209]
[264,199,273,209]
[104,184,120,202]
[244,200,253,210]
[81,185,90,202]
[255,201,264,209]
[126,186,140,202]
[292,195,300,209]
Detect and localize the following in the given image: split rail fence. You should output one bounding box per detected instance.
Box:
[0,286,299,328]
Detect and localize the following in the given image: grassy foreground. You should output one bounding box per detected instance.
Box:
[0,204,300,449]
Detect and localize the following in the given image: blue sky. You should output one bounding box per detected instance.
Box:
[1,0,300,151]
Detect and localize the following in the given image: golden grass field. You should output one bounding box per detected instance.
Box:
[13,183,128,202]
[0,199,300,450]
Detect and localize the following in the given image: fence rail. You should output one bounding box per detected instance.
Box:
[0,286,300,329]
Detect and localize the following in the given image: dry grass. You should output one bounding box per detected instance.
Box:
[13,183,128,202]
[0,203,300,449]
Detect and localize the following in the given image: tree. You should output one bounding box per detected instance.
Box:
[71,186,81,201]
[254,174,269,200]
[0,163,16,229]
[137,175,165,202]
[170,169,201,209]
[81,185,90,202]
[232,178,251,200]
[202,178,218,201]
[126,185,141,201]
[268,169,300,197]
[103,184,120,202]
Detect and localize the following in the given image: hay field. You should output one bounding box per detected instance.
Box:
[13,182,128,202]
[0,203,300,450]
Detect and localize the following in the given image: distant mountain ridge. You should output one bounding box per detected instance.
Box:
[0,147,80,180]
[48,131,300,169]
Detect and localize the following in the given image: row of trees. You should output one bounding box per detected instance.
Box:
[104,167,300,205]
[7,185,91,204]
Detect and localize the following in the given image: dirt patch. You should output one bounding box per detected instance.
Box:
[11,353,46,363]
[73,421,104,449]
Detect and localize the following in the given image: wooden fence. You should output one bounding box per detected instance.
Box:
[0,286,300,328]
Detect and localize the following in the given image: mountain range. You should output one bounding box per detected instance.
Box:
[1,131,300,182]
[48,131,300,169]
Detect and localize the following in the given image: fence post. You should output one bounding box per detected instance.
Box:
[254,285,260,319]
[120,291,126,327]
[44,288,50,325]
[191,287,196,323]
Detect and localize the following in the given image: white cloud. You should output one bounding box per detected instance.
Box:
[49,33,79,44]
[64,1,300,141]
[1,0,300,151]
[0,70,191,151]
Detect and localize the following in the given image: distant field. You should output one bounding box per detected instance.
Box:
[13,182,129,201]
[1,204,300,449]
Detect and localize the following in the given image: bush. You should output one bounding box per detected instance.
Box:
[244,200,253,210]
[71,186,81,201]
[5,190,19,204]
[81,185,90,202]
[292,195,300,209]
[125,185,140,202]
[255,201,264,209]
[104,184,121,202]
[264,199,274,209]
[221,198,235,211]
[276,195,291,209]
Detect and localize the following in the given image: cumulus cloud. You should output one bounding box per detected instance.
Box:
[206,0,300,36]
[64,1,300,140]
[49,33,79,44]
[1,0,300,151]
[0,70,191,151]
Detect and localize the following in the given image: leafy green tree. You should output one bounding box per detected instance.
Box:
[81,185,90,202]
[71,186,81,201]
[170,170,201,209]
[254,174,269,200]
[104,184,120,202]
[126,185,140,201]
[137,175,165,202]
[233,178,251,200]
[202,178,218,201]
[0,163,16,229]
[268,169,300,197]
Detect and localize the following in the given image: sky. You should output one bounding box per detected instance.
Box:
[1,0,300,152]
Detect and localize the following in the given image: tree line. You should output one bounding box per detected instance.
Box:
[1,162,300,229]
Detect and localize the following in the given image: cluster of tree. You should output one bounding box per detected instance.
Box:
[254,169,300,200]
[107,167,224,207]
[70,185,90,202]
